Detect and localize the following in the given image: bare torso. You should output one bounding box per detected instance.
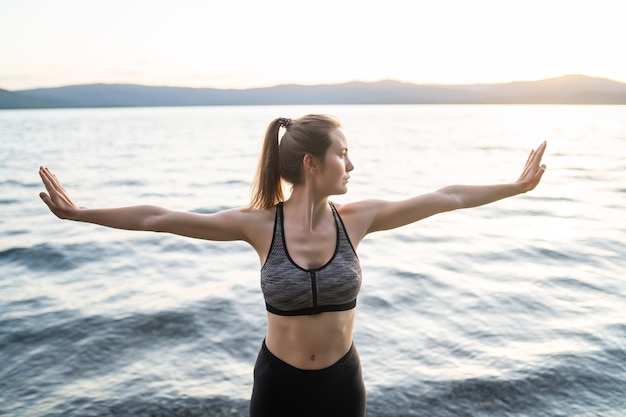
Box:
[247,200,363,370]
[266,309,355,369]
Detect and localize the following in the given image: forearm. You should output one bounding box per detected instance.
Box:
[362,182,526,233]
[439,183,524,209]
[70,205,168,231]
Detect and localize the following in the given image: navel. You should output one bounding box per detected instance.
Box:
[310,354,316,362]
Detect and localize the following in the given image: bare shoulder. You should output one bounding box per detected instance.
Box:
[228,206,275,233]
[333,199,384,220]
[232,205,276,253]
[331,200,385,246]
[334,199,385,211]
[230,205,275,220]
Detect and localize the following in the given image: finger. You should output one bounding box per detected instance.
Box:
[41,167,67,196]
[520,149,537,178]
[525,141,547,170]
[535,141,547,161]
[41,175,68,208]
[40,167,61,196]
[43,167,62,190]
[531,141,547,163]
[39,167,55,190]
[49,169,72,196]
[534,164,547,184]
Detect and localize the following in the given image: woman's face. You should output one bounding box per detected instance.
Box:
[317,129,354,195]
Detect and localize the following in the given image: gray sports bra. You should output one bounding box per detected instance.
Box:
[261,202,362,316]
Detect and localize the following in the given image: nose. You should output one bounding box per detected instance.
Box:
[345,156,354,172]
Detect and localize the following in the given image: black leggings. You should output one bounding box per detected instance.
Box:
[250,340,366,417]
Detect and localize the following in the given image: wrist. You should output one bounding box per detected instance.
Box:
[64,206,86,221]
[510,181,523,193]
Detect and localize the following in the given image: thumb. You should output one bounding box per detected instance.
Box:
[39,192,52,206]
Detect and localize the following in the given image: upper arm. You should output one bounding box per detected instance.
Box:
[369,191,461,232]
[340,190,462,238]
[147,207,269,243]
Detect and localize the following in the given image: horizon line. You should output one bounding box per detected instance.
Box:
[6,73,624,93]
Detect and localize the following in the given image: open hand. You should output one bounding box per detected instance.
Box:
[39,167,79,219]
[516,141,547,192]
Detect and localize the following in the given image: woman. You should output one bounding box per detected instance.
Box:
[39,114,547,417]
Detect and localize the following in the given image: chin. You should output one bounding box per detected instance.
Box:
[327,183,349,196]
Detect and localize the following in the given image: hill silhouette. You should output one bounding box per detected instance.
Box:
[1,74,625,109]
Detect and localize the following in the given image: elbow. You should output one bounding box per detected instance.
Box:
[436,187,466,211]
[145,216,167,233]
[142,208,170,232]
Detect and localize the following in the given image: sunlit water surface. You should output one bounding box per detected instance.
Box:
[1,105,625,416]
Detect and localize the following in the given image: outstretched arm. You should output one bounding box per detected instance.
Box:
[345,141,547,236]
[38,166,251,241]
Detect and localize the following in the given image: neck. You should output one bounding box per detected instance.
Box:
[284,186,330,232]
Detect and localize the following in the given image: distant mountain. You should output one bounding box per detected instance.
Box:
[2,74,625,109]
[0,88,65,109]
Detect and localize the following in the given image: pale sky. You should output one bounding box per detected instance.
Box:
[1,0,624,91]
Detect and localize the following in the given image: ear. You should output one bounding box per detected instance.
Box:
[302,154,320,174]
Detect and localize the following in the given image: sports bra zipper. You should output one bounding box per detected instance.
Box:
[310,271,318,310]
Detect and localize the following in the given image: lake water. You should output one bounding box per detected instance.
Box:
[1,105,625,416]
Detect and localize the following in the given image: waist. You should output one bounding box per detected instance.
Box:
[265,309,356,370]
[260,338,359,374]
